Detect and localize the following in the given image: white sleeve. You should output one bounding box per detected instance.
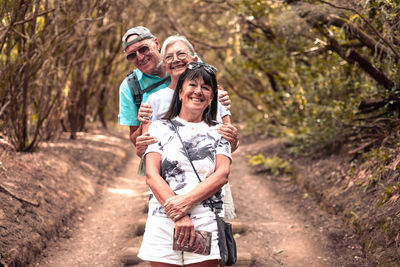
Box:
[217,90,231,119]
[146,94,159,122]
[216,137,232,163]
[144,121,165,156]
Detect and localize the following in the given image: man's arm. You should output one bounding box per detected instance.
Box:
[120,78,142,146]
[218,123,239,152]
[217,86,238,151]
[129,125,141,146]
[218,85,231,110]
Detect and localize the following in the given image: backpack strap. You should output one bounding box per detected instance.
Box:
[126,70,142,107]
[143,76,171,93]
[126,71,171,107]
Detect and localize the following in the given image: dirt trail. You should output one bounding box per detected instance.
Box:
[231,139,370,266]
[30,139,371,267]
[29,153,148,267]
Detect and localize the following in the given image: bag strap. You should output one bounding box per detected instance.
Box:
[126,71,141,107]
[143,75,171,93]
[127,70,171,107]
[169,120,216,211]
[169,120,202,183]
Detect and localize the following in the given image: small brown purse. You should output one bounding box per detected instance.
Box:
[173,229,212,255]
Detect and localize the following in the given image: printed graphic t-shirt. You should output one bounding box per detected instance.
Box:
[144,116,232,219]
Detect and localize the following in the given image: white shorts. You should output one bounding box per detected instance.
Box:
[138,215,220,265]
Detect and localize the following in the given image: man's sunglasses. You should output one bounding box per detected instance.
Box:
[187,62,217,74]
[126,45,150,60]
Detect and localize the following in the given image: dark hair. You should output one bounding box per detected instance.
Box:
[163,64,218,126]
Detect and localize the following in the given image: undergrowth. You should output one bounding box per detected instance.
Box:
[247,153,292,176]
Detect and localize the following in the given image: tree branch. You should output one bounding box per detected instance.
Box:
[0,8,56,32]
[357,98,386,113]
[346,48,394,89]
[317,0,400,60]
[303,12,392,58]
[220,77,261,112]
[0,100,10,118]
[165,13,228,49]
[326,36,395,90]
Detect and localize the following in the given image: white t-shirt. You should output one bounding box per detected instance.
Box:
[144,116,232,219]
[146,88,231,122]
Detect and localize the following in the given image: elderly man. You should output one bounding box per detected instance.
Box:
[118,26,170,146]
[118,26,237,152]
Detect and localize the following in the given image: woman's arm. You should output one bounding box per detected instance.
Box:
[146,152,197,246]
[185,154,230,203]
[163,154,230,220]
[145,152,176,206]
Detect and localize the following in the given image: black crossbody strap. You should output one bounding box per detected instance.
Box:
[169,120,216,211]
[143,76,171,93]
[169,120,202,184]
[127,71,171,107]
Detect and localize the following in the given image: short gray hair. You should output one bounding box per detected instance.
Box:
[160,35,196,60]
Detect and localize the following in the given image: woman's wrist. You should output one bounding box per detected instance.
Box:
[183,193,197,209]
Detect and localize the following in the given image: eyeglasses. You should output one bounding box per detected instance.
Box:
[126,45,150,60]
[164,51,189,64]
[187,62,217,74]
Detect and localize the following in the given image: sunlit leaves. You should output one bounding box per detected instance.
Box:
[224,0,400,153]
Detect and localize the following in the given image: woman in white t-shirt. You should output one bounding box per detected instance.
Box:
[136,35,237,220]
[137,63,231,266]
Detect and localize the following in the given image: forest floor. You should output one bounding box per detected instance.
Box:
[0,126,389,267]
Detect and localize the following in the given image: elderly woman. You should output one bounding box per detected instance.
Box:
[137,63,231,266]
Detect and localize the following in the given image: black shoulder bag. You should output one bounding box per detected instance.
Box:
[169,120,237,266]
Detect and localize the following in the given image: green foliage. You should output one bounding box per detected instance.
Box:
[1,0,400,154]
[377,182,400,206]
[224,0,400,155]
[248,153,292,176]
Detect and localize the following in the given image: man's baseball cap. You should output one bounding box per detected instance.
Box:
[122,26,154,51]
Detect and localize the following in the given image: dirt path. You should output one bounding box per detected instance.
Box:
[29,152,148,267]
[30,139,371,267]
[231,139,370,267]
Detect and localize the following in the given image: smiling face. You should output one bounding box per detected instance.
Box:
[164,41,196,80]
[179,77,214,120]
[125,36,162,76]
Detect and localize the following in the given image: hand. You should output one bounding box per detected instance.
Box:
[135,132,157,157]
[138,104,153,123]
[218,123,239,152]
[174,215,196,248]
[164,195,192,222]
[218,85,231,110]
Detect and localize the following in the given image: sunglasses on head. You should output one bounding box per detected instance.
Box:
[126,45,150,60]
[187,62,217,74]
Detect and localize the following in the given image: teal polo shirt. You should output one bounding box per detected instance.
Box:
[118,69,170,126]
